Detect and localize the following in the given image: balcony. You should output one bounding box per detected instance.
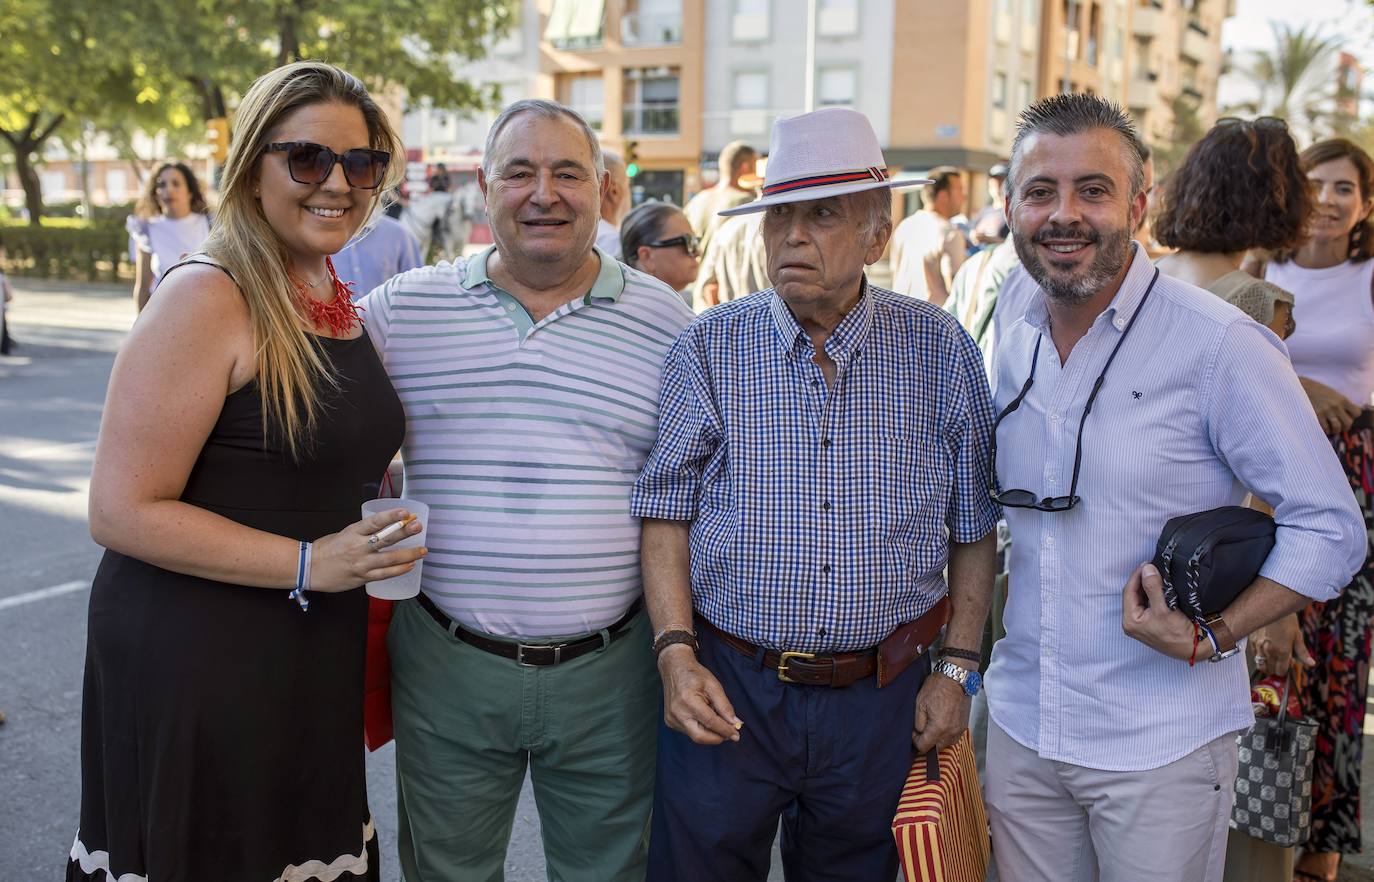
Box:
[623,106,680,136]
[1128,70,1158,109]
[621,11,683,46]
[1133,3,1161,38]
[1180,21,1211,62]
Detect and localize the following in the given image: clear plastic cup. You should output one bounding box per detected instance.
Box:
[361,498,429,600]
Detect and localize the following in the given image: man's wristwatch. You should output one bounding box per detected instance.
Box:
[933,659,983,696]
[1201,614,1240,663]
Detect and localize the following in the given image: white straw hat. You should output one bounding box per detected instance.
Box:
[719,107,930,217]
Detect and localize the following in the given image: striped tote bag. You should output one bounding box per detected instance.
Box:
[891,730,990,882]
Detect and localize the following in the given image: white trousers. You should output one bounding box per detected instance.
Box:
[985,719,1239,882]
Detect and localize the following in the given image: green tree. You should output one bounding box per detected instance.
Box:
[2,0,516,223]
[1152,93,1207,179]
[1231,22,1342,134]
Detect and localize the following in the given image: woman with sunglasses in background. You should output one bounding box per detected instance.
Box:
[1258,138,1374,882]
[621,201,701,303]
[68,62,424,882]
[1152,116,1311,882]
[126,160,212,311]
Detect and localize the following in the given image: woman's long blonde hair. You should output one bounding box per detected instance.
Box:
[203,61,404,458]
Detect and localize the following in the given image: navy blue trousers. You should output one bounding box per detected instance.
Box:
[647,625,930,882]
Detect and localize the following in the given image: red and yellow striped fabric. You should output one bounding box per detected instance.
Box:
[891,731,990,882]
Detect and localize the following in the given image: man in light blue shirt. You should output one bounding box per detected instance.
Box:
[984,94,1365,882]
[333,213,422,298]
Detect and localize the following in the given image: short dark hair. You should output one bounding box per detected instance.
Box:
[719,141,757,179]
[1009,93,1145,196]
[1301,138,1374,263]
[920,166,962,207]
[620,202,685,269]
[1153,120,1310,254]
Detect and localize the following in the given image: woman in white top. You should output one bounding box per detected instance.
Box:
[125,161,212,311]
[1264,138,1374,882]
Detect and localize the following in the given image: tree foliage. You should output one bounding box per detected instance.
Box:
[2,0,516,223]
[1229,22,1343,137]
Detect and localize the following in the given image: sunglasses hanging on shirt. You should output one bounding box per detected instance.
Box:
[988,267,1160,512]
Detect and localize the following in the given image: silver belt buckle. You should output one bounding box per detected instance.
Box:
[516,643,563,666]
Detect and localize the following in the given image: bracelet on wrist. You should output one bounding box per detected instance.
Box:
[289,541,312,612]
[938,646,982,665]
[652,628,698,657]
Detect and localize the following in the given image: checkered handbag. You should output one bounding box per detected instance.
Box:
[891,731,990,882]
[1229,675,1316,848]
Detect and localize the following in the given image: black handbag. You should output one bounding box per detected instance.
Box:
[1152,506,1277,620]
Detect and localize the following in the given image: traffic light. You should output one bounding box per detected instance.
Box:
[206,117,230,163]
[624,140,640,178]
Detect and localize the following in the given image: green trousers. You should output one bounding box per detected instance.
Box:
[389,598,659,882]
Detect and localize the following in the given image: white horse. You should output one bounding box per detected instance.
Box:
[399,190,469,262]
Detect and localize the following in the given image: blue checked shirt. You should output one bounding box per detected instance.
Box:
[631,281,1001,653]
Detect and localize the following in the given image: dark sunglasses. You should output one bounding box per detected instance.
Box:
[646,234,701,258]
[1215,116,1288,131]
[266,141,391,190]
[988,268,1159,512]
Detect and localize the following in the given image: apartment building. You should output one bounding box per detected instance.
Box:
[1126,0,1231,146]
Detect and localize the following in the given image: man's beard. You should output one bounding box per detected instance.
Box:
[1013,221,1133,305]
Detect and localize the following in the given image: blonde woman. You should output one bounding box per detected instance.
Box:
[68,62,423,882]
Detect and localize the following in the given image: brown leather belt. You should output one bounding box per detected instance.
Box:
[417,592,641,666]
[697,594,951,688]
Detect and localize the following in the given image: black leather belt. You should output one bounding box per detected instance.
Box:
[416,592,642,666]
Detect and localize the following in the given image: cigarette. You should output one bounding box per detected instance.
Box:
[373,514,417,543]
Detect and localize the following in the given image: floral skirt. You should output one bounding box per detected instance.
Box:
[1299,427,1374,854]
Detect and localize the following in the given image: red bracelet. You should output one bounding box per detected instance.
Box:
[1188,622,1202,667]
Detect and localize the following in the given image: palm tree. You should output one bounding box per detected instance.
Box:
[1230,22,1342,137]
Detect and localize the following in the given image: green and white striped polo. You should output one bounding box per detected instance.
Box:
[361,246,696,639]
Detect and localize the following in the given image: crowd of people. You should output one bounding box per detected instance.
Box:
[61,56,1374,882]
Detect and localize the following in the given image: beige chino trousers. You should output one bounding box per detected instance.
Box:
[985,719,1239,882]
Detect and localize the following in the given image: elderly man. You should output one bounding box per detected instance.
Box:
[361,99,695,882]
[596,149,632,259]
[983,94,1365,882]
[631,107,1001,882]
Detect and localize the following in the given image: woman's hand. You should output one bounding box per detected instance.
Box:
[1251,613,1314,677]
[309,508,426,592]
[1301,377,1362,436]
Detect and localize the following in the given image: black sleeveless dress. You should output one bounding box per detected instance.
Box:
[68,318,403,881]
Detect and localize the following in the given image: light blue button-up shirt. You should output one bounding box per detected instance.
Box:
[985,245,1365,771]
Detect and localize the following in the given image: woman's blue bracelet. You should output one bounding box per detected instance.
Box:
[289,541,311,611]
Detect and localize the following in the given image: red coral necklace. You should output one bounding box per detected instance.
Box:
[292,256,361,337]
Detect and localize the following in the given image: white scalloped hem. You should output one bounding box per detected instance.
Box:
[68,820,375,882]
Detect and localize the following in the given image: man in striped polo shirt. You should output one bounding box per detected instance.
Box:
[360,99,694,882]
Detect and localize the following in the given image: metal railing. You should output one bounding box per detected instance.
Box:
[621,11,683,46]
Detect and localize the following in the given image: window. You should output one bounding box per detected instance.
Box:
[105,169,129,202]
[623,68,680,135]
[817,0,859,37]
[732,0,769,41]
[41,171,67,199]
[817,66,857,107]
[562,73,605,131]
[622,0,683,46]
[1019,77,1032,109]
[544,0,604,49]
[731,70,769,135]
[993,72,1008,108]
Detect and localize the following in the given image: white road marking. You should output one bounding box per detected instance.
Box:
[0,579,88,611]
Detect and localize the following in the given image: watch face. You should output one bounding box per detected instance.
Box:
[964,670,983,696]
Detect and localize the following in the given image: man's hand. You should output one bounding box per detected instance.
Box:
[657,645,742,745]
[1252,612,1315,677]
[1122,563,1205,661]
[913,668,971,753]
